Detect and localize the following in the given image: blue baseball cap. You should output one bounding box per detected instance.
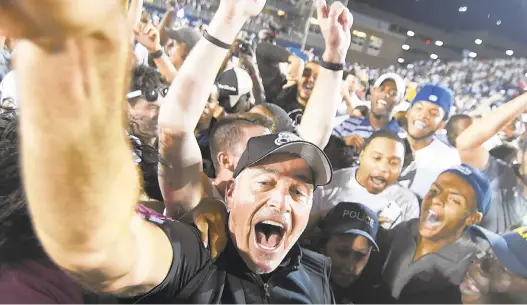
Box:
[412,84,454,121]
[470,225,527,279]
[442,164,491,215]
[319,202,379,251]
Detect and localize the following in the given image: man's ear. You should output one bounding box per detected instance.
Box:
[224,180,236,210]
[466,211,483,226]
[217,152,234,171]
[439,120,447,130]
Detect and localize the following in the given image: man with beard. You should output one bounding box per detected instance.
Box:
[333,73,406,151]
[310,130,419,230]
[272,61,320,127]
[12,0,351,302]
[127,65,168,146]
[158,0,352,219]
[460,226,527,304]
[360,164,491,303]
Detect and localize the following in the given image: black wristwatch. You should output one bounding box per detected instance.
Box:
[149,49,164,59]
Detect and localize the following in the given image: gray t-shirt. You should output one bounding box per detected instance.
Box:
[481,156,527,233]
[380,219,479,302]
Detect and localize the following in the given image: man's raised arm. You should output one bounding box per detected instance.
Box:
[158,0,265,218]
[457,93,527,169]
[297,0,353,149]
[12,0,172,296]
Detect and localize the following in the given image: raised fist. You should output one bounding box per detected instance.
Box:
[316,0,353,64]
[216,0,267,24]
[134,22,161,53]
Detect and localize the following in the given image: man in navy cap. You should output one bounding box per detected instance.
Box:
[309,202,379,304]
[461,226,527,304]
[360,164,491,303]
[399,84,461,199]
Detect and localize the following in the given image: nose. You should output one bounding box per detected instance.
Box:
[266,185,292,214]
[308,74,316,83]
[430,191,446,207]
[343,257,357,274]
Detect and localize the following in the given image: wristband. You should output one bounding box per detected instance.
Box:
[149,49,164,59]
[320,60,344,71]
[203,30,231,49]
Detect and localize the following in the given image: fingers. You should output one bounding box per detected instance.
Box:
[341,7,354,29]
[328,1,346,26]
[209,224,227,259]
[378,216,392,224]
[315,0,328,19]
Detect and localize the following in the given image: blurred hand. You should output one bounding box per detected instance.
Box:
[344,134,365,151]
[378,216,392,224]
[196,101,221,133]
[283,59,304,88]
[134,22,161,53]
[188,198,228,259]
[216,0,266,24]
[316,0,353,64]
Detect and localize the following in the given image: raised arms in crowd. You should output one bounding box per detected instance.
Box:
[457,92,527,169]
[159,0,353,218]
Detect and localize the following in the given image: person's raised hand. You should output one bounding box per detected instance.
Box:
[216,0,266,25]
[316,0,353,64]
[134,22,161,53]
[344,134,365,151]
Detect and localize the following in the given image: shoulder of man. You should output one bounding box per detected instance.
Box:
[299,248,334,303]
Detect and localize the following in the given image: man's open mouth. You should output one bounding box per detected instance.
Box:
[254,220,286,250]
[422,209,442,229]
[370,176,387,188]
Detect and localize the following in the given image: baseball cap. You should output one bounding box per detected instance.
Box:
[469,225,527,279]
[165,27,201,52]
[442,164,491,215]
[233,132,332,187]
[216,67,253,108]
[319,202,379,251]
[373,72,406,102]
[412,84,454,120]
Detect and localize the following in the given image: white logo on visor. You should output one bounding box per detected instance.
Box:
[429,95,438,102]
[455,165,472,176]
[274,132,301,146]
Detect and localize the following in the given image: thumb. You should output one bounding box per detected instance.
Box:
[195,216,209,248]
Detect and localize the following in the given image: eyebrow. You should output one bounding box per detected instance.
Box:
[254,167,314,185]
[371,150,402,161]
[432,183,468,200]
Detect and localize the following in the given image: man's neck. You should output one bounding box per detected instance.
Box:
[213,172,231,198]
[407,134,434,152]
[368,112,390,129]
[414,232,462,261]
[296,95,308,107]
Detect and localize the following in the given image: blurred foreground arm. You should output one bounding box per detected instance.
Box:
[297,0,353,149]
[13,0,172,296]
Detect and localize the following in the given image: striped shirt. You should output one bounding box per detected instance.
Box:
[332,116,402,139]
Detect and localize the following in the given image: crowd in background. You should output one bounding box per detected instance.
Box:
[1,0,527,304]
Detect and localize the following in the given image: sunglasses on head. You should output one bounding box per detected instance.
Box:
[127,88,169,102]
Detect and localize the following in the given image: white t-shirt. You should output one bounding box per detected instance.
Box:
[312,167,420,229]
[0,70,18,110]
[399,137,461,199]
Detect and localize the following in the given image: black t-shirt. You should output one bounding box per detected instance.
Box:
[128,217,334,303]
[255,42,290,102]
[273,85,305,127]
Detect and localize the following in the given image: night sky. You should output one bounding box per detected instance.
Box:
[349,0,527,46]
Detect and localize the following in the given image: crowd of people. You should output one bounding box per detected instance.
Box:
[1,0,527,304]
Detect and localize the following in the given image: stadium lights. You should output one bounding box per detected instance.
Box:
[407,64,415,69]
[430,53,438,60]
[475,39,482,45]
[435,40,444,46]
[496,20,502,26]
[277,10,286,17]
[459,6,467,12]
[402,44,410,50]
[398,58,405,64]
[352,30,367,38]
[506,50,514,56]
[469,52,477,58]
[407,30,415,37]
